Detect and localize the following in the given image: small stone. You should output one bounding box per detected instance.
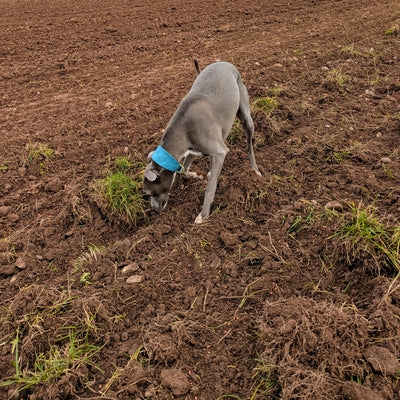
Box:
[126,275,144,284]
[0,206,10,217]
[160,368,190,396]
[122,263,140,275]
[293,201,303,211]
[365,345,400,376]
[7,214,20,223]
[380,157,392,164]
[325,201,343,210]
[144,385,157,398]
[120,238,132,248]
[273,63,283,68]
[376,132,382,138]
[15,256,26,270]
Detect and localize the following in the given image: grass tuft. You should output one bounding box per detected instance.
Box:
[324,67,350,91]
[332,203,400,272]
[385,20,399,36]
[251,352,278,399]
[93,156,147,226]
[0,328,102,395]
[252,96,279,114]
[26,142,54,164]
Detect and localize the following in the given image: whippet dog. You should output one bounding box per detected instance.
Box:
[143,60,261,224]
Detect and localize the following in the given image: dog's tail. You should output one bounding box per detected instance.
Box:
[193,58,201,75]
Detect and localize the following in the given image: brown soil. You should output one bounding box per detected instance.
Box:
[1,0,400,399]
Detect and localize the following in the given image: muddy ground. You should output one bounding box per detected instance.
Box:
[1,0,400,399]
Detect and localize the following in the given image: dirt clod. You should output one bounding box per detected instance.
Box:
[342,381,385,400]
[0,206,10,217]
[364,345,400,376]
[160,368,190,396]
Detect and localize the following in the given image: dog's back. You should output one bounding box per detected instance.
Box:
[185,62,243,136]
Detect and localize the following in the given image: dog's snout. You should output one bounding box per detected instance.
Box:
[150,196,168,212]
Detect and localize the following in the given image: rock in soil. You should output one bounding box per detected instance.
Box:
[325,200,343,210]
[122,262,140,275]
[126,275,144,284]
[15,256,27,270]
[0,206,10,217]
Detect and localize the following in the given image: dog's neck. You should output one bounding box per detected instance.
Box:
[160,128,188,163]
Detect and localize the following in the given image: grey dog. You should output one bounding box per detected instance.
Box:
[143,59,261,224]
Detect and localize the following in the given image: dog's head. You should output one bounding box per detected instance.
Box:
[143,152,175,212]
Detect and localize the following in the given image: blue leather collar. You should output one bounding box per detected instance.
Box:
[151,146,183,173]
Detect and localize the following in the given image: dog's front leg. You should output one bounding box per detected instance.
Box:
[194,151,227,224]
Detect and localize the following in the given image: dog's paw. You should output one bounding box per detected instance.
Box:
[194,213,205,224]
[185,171,203,180]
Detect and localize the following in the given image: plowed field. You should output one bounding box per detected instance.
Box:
[1,0,400,399]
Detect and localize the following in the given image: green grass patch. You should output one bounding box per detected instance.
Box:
[93,156,147,226]
[252,96,278,114]
[1,327,102,396]
[332,203,400,272]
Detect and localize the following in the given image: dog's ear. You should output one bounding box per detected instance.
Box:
[144,165,158,182]
[147,150,155,162]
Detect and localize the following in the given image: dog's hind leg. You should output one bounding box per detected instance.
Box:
[237,83,262,176]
